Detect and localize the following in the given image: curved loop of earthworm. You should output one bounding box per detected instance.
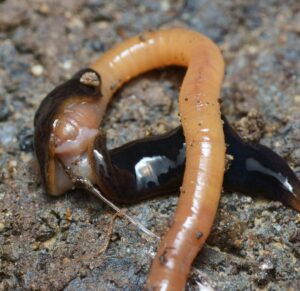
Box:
[89,28,225,291]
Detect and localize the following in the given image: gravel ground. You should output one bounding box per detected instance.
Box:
[0,0,299,290]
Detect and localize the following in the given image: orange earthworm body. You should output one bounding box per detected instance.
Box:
[90,28,225,290]
[35,28,225,290]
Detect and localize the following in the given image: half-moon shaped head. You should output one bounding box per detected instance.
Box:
[34,68,102,195]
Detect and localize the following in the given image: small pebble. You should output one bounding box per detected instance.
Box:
[294,94,300,104]
[31,242,40,250]
[259,260,274,270]
[9,160,17,168]
[31,64,44,76]
[17,127,34,152]
[248,45,258,54]
[97,21,109,29]
[69,17,84,29]
[38,3,50,15]
[8,160,17,176]
[42,236,57,250]
[161,1,170,11]
[20,152,32,162]
[274,141,282,148]
[65,208,72,222]
[63,257,71,264]
[61,60,72,70]
[0,222,5,232]
[110,233,120,242]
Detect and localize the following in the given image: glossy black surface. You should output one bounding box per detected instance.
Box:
[92,127,185,203]
[93,117,300,209]
[223,117,300,209]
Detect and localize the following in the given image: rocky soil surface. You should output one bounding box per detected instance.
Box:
[0,0,299,290]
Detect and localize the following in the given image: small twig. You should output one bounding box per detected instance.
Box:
[83,179,160,241]
[59,160,160,241]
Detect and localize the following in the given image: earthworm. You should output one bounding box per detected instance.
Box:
[33,28,300,290]
[92,30,225,290]
[35,28,225,290]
